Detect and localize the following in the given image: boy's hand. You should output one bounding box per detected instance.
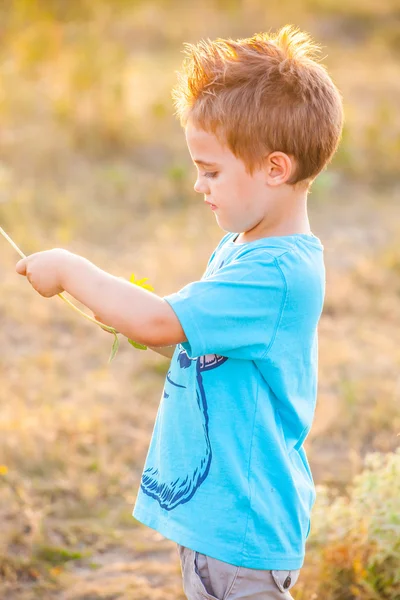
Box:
[15,248,71,298]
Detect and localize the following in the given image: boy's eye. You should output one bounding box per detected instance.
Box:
[204,171,218,179]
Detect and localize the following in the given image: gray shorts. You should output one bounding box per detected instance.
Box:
[177,544,301,600]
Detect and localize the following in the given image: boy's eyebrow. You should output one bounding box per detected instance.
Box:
[193,159,219,167]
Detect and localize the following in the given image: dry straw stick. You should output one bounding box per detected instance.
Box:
[0,225,122,363]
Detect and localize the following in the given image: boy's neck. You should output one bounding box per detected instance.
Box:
[232,184,312,244]
[234,224,312,244]
[234,205,311,244]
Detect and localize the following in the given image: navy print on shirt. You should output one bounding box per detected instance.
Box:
[140,348,228,510]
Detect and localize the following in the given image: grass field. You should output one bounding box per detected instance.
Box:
[0,1,400,598]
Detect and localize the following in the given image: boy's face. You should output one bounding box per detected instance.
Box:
[185,119,295,239]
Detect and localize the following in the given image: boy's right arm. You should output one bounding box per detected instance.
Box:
[147,345,176,359]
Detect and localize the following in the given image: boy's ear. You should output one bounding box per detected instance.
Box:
[265,151,294,186]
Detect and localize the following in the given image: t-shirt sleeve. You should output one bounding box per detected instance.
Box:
[163,251,287,360]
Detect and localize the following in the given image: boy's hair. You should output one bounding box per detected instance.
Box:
[172,25,344,187]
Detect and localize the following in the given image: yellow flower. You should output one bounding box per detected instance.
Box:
[129,272,155,292]
[0,465,9,475]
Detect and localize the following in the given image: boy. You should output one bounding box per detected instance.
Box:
[16,24,343,600]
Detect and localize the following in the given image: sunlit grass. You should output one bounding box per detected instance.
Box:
[1,0,400,598]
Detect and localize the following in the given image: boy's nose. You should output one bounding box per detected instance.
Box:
[194,177,209,194]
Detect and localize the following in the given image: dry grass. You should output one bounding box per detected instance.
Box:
[0,1,399,598]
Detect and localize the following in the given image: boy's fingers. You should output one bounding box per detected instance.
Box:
[16,259,27,275]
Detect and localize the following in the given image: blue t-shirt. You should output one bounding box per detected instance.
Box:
[132,231,325,570]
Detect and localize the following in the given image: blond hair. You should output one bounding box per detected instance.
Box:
[172,25,344,186]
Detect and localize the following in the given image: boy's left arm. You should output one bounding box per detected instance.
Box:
[16,248,186,347]
[61,252,187,348]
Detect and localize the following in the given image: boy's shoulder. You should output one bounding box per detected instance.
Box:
[205,232,325,291]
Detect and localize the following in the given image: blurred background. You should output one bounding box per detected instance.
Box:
[0,1,399,598]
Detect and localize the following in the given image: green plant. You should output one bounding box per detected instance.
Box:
[309,448,400,599]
